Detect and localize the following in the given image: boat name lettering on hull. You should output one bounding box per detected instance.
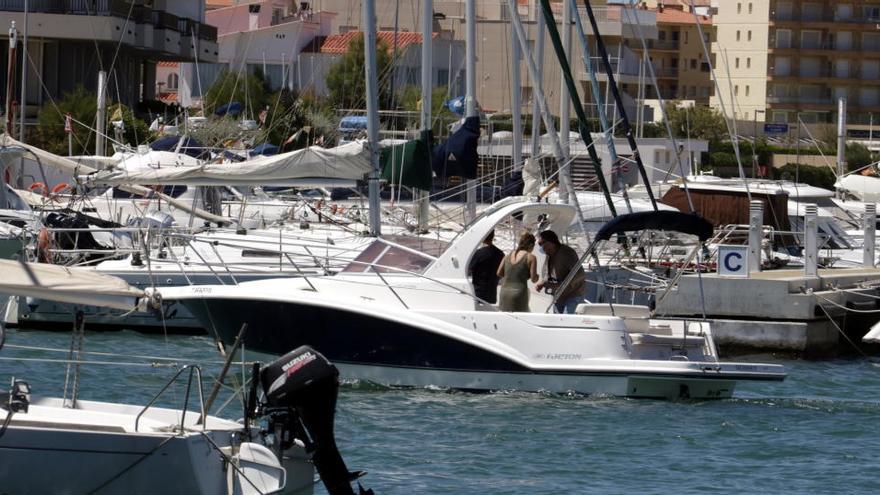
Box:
[191,287,212,295]
[535,353,583,360]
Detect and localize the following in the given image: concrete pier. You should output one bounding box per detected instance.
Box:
[655,267,880,355]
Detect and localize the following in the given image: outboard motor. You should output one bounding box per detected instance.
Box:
[259,346,371,495]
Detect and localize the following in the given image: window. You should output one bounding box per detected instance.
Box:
[737,30,741,42]
[738,3,742,14]
[736,57,740,68]
[776,29,792,49]
[684,31,689,44]
[748,31,753,42]
[801,30,821,50]
[437,69,449,86]
[749,3,753,14]
[746,85,750,96]
[735,85,740,96]
[690,59,697,70]
[166,73,178,90]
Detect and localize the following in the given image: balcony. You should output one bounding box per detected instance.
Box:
[767,95,834,106]
[653,66,679,78]
[771,10,880,25]
[646,39,680,51]
[0,0,130,16]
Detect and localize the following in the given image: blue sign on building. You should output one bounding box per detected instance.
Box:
[763,123,789,135]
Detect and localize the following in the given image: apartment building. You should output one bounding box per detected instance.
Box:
[712,0,880,126]
[0,0,217,113]
[631,2,714,104]
[314,0,659,119]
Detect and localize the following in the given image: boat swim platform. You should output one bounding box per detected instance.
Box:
[654,267,880,355]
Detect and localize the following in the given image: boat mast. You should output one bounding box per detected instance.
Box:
[96,70,107,156]
[464,0,477,223]
[569,0,632,213]
[510,16,523,175]
[5,21,16,138]
[578,0,657,211]
[506,0,587,225]
[18,0,27,143]
[558,0,571,205]
[532,0,613,216]
[364,0,382,236]
[529,6,544,175]
[416,0,432,231]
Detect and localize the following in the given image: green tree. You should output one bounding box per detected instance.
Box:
[257,88,311,150]
[397,84,456,135]
[664,102,727,145]
[35,85,97,156]
[326,34,393,111]
[204,69,268,118]
[775,163,837,189]
[846,142,875,172]
[107,103,154,149]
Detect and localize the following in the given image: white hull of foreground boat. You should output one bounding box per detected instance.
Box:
[0,398,313,495]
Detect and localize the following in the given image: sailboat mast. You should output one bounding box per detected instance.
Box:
[416,0,433,230]
[464,0,477,223]
[510,18,522,174]
[558,0,571,204]
[578,0,657,211]
[364,0,382,236]
[533,0,614,217]
[5,21,16,137]
[18,0,26,142]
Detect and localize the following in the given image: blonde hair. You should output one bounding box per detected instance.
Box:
[516,231,536,252]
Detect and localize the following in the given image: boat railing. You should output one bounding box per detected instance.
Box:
[134,364,206,433]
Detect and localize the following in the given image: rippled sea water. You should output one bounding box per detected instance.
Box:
[1,329,878,495]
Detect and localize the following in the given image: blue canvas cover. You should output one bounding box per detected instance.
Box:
[214,101,243,117]
[150,136,207,159]
[596,211,714,242]
[431,116,480,180]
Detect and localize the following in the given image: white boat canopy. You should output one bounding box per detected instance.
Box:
[83,141,373,187]
[0,259,143,310]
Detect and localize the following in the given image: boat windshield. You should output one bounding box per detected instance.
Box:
[342,235,449,274]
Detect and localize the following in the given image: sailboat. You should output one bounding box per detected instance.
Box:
[0,261,371,494]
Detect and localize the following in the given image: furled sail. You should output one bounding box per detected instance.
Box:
[84,141,373,187]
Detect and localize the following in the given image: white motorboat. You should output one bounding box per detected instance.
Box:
[141,198,786,399]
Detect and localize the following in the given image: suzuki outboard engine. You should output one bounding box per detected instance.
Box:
[260,346,371,495]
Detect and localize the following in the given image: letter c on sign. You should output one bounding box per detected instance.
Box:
[724,252,743,272]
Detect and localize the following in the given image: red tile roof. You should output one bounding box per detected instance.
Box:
[656,7,712,25]
[157,61,180,68]
[320,31,438,55]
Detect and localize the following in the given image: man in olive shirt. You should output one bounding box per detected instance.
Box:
[535,230,586,314]
[468,230,505,306]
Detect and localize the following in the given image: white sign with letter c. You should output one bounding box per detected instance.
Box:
[717,245,749,277]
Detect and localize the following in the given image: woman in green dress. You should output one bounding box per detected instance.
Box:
[496,231,539,312]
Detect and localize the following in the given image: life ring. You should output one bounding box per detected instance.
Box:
[50,182,70,195]
[36,228,53,263]
[29,182,47,196]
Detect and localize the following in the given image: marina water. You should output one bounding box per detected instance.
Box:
[2,329,878,494]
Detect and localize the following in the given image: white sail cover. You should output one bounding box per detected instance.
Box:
[836,174,880,203]
[0,134,230,225]
[84,142,373,187]
[0,259,143,310]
